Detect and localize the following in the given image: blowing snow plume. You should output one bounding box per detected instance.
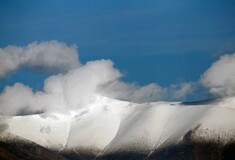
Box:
[0,41,198,115]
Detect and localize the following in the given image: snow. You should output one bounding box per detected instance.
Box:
[0,95,235,153]
[1,114,71,149]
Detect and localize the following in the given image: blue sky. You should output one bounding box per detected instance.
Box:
[0,0,235,96]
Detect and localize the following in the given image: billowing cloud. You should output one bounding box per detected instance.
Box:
[0,41,79,77]
[200,53,235,97]
[0,83,37,115]
[0,41,195,115]
[0,60,120,115]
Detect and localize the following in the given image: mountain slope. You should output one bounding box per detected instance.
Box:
[0,133,68,160]
[0,96,235,159]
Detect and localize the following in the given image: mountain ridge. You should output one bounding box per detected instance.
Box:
[0,95,235,159]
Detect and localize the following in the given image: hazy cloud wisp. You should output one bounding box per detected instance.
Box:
[99,81,194,103]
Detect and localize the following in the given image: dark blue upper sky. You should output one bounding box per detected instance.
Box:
[0,0,235,90]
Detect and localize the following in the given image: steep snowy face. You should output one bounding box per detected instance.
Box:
[67,96,128,151]
[0,113,71,149]
[0,96,235,154]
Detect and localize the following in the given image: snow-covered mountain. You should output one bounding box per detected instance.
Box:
[0,95,235,159]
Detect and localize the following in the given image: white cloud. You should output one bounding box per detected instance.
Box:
[167,83,195,100]
[98,81,165,102]
[200,53,235,97]
[0,41,195,115]
[0,41,79,77]
[0,83,35,115]
[99,81,194,103]
[0,60,121,115]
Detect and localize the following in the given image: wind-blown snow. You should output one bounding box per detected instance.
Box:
[0,96,235,155]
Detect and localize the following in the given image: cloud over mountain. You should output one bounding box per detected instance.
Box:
[99,81,194,103]
[0,60,120,115]
[0,41,198,115]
